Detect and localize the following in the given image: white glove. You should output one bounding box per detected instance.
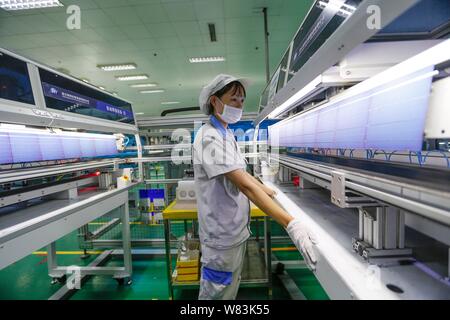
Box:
[286,218,318,271]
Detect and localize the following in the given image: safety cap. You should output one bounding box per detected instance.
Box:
[199,74,251,115]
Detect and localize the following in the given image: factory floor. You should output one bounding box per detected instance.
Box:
[0,228,328,300]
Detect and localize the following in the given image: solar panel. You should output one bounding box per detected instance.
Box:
[269,67,434,151]
[0,129,118,164]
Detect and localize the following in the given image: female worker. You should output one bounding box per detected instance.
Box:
[193,74,317,300]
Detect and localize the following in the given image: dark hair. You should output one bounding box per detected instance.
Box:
[208,81,246,115]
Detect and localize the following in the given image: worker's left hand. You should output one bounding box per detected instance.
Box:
[285,218,318,271]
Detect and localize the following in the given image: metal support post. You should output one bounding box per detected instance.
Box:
[164,219,174,299]
[384,207,398,249]
[398,210,406,249]
[135,133,144,182]
[120,203,133,280]
[50,188,78,200]
[47,242,62,280]
[353,206,411,260]
[264,216,272,299]
[373,207,384,250]
[358,209,364,240]
[262,7,270,84]
[298,177,319,189]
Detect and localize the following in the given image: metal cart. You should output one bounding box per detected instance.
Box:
[162,200,273,300]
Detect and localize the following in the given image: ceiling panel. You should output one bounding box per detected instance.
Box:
[131,37,158,51]
[154,36,184,50]
[121,24,154,39]
[63,0,99,9]
[0,0,314,116]
[103,7,143,26]
[82,9,115,28]
[193,0,225,20]
[135,4,170,24]
[224,16,265,34]
[163,1,197,21]
[93,0,128,8]
[73,28,105,42]
[1,35,42,50]
[92,26,129,40]
[146,22,178,37]
[173,21,202,36]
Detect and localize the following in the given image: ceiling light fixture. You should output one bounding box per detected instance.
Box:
[130,83,158,88]
[135,112,145,115]
[97,63,137,72]
[98,86,106,90]
[208,23,217,42]
[161,101,180,105]
[116,74,149,81]
[0,0,63,11]
[81,78,90,83]
[317,0,356,18]
[268,75,322,119]
[189,56,225,63]
[140,89,165,94]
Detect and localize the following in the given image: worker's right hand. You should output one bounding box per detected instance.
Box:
[285,218,318,271]
[262,185,277,199]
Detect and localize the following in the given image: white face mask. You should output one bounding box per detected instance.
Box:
[217,99,243,124]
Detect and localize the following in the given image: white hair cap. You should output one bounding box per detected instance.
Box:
[198,74,250,115]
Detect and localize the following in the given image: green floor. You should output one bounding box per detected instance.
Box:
[0,226,329,300]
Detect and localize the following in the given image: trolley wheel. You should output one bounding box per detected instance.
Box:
[51,275,67,285]
[116,277,132,286]
[274,262,285,275]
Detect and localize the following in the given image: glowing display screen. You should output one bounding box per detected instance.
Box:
[269,67,434,152]
[0,129,118,165]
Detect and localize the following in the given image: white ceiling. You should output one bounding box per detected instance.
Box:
[0,0,313,116]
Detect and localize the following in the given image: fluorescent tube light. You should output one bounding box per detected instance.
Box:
[98,86,106,90]
[326,39,450,106]
[140,89,165,94]
[0,0,63,11]
[130,83,158,88]
[189,56,225,63]
[98,63,137,72]
[317,0,356,18]
[161,101,180,105]
[116,74,149,81]
[135,112,144,115]
[268,75,322,119]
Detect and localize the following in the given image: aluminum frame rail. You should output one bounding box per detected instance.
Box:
[263,182,450,300]
[127,141,267,151]
[0,183,137,270]
[271,155,450,227]
[0,159,125,184]
[137,112,258,128]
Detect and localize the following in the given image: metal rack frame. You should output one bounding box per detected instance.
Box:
[0,184,136,284]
